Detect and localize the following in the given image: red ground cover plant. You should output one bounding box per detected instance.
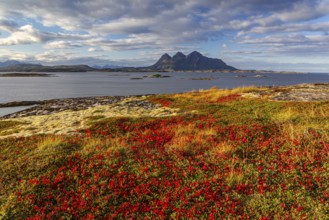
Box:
[2,114,327,219]
[148,96,172,107]
[217,94,241,103]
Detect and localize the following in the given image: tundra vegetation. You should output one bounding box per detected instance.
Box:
[0,86,328,219]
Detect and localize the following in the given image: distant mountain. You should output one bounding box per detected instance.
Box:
[92,64,123,69]
[149,51,237,71]
[0,64,95,72]
[0,60,25,68]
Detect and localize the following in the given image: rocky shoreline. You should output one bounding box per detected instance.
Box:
[0,95,160,119]
[242,83,329,101]
[0,83,328,120]
[0,83,327,138]
[0,95,179,138]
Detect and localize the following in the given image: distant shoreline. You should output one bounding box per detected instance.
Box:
[0,69,306,74]
[96,69,306,74]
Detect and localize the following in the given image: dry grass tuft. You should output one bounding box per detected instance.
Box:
[80,136,127,153]
[37,135,66,152]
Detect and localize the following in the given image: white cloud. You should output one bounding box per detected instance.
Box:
[0,25,41,45]
[0,22,92,46]
[0,49,34,61]
[88,48,96,52]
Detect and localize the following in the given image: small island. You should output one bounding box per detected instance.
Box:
[0,73,53,77]
[144,74,171,78]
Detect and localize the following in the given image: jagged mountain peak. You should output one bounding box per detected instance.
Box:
[160,53,172,60]
[188,51,202,57]
[173,52,186,58]
[150,51,236,71]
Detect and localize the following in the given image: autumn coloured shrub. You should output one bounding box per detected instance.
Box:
[148,96,173,107]
[217,94,241,103]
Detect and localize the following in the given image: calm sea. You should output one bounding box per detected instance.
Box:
[0,71,328,116]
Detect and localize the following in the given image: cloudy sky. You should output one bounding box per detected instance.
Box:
[0,0,329,72]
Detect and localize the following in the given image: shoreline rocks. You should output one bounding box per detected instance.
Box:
[1,95,160,119]
[270,83,329,101]
[1,83,328,119]
[0,96,180,138]
[241,83,329,101]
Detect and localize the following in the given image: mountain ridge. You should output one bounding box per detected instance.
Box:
[0,64,94,72]
[0,60,25,68]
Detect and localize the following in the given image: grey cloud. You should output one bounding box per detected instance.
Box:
[248,22,329,34]
[233,33,329,59]
[44,41,84,49]
[272,44,329,56]
[229,59,329,72]
[239,34,310,44]
[0,20,19,32]
[239,34,329,47]
[0,0,321,35]
[93,18,154,34]
[32,51,154,67]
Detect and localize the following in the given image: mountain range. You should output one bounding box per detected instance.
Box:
[0,63,94,72]
[0,51,236,72]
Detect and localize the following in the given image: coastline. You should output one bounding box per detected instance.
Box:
[0,82,328,138]
[1,82,328,114]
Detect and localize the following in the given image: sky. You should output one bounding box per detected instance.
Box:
[0,0,329,72]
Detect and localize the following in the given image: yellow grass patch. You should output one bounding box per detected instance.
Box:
[173,86,263,102]
[273,102,329,138]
